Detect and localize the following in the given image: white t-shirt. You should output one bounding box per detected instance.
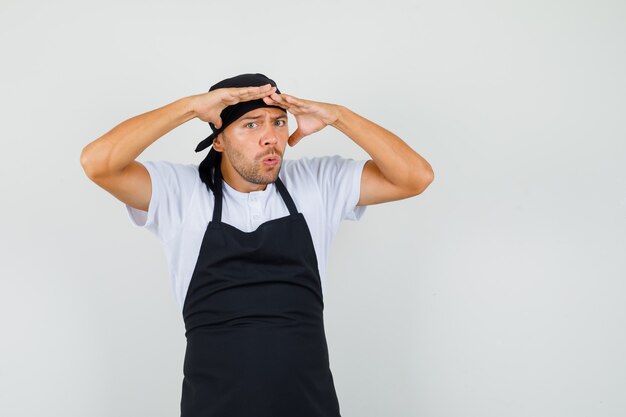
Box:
[126,155,368,314]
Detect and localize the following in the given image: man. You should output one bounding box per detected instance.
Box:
[80,73,434,416]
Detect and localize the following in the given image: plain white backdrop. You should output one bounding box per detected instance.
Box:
[1,0,625,416]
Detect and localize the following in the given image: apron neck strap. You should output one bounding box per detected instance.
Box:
[274,177,298,216]
[212,163,224,222]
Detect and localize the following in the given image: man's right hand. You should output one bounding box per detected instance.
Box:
[192,84,277,128]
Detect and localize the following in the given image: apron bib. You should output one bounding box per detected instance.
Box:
[180,164,342,417]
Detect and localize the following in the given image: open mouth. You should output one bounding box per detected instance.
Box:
[262,156,280,166]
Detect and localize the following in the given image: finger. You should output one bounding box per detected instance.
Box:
[265,94,291,110]
[270,93,309,111]
[269,92,287,101]
[241,84,271,94]
[269,93,295,108]
[263,96,282,106]
[247,84,276,98]
[278,93,303,104]
[288,128,305,147]
[283,95,312,111]
[231,84,274,101]
[250,85,276,98]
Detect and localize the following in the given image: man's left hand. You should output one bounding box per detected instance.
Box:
[263,93,341,147]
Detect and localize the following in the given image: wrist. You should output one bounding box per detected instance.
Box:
[180,95,200,119]
[330,105,350,130]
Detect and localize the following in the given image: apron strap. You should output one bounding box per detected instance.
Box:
[212,164,224,223]
[274,176,298,216]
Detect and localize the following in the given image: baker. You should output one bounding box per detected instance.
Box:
[80,73,434,416]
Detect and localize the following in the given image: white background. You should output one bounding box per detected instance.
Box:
[1,0,625,416]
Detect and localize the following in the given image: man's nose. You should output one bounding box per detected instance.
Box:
[260,123,279,145]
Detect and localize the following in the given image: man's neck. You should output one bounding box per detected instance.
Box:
[220,163,269,193]
[223,178,269,193]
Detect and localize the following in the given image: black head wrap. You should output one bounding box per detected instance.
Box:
[196,73,285,194]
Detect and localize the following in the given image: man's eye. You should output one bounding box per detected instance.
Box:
[276,120,286,126]
[245,122,257,128]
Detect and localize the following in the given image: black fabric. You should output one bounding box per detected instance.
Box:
[198,147,221,194]
[180,164,342,417]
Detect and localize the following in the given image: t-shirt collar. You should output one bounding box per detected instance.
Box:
[222,179,275,201]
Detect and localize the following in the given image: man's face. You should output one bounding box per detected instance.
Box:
[213,107,289,187]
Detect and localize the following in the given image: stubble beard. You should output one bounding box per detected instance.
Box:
[224,141,281,185]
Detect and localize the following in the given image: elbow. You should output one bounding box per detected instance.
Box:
[418,175,434,195]
[80,146,107,180]
[80,147,97,178]
[80,147,94,178]
[425,171,435,189]
[425,169,435,185]
[410,169,434,196]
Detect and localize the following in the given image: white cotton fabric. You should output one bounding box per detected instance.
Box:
[126,155,368,314]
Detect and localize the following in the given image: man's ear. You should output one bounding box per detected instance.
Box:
[212,133,224,152]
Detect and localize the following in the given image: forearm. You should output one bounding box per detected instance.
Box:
[80,95,198,178]
[331,105,434,188]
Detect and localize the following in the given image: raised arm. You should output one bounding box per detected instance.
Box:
[80,97,197,211]
[262,92,435,206]
[80,84,277,211]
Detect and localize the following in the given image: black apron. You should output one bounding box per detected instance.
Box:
[180,164,342,417]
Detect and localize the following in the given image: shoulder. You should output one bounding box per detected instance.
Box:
[279,155,368,206]
[142,160,200,186]
[143,159,199,175]
[280,155,358,178]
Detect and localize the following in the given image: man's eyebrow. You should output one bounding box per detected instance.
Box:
[239,114,288,121]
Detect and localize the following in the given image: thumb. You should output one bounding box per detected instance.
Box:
[212,117,222,130]
[288,128,305,147]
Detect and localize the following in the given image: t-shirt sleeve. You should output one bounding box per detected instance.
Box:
[125,160,199,243]
[306,154,368,228]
